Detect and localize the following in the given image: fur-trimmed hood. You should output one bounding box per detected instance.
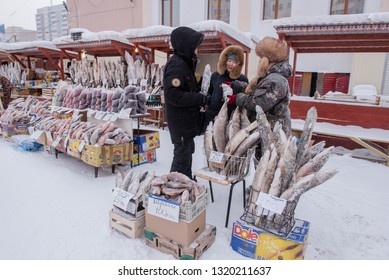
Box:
[217,45,244,79]
[245,37,289,94]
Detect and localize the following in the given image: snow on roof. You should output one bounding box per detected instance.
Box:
[188,20,253,48]
[273,12,389,27]
[54,28,131,45]
[0,41,59,52]
[122,25,173,37]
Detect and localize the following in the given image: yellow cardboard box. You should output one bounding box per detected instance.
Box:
[81,142,133,167]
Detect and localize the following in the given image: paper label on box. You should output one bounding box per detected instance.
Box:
[77,141,86,153]
[45,131,53,142]
[209,151,224,163]
[147,195,180,223]
[52,136,61,148]
[112,188,134,211]
[142,142,148,151]
[95,111,105,120]
[256,192,286,215]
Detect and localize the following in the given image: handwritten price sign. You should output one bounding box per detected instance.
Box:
[209,151,224,164]
[112,188,134,211]
[256,192,287,215]
[147,195,180,223]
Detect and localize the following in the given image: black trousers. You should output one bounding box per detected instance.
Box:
[170,138,195,179]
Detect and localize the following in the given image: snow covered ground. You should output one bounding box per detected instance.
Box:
[0,125,389,260]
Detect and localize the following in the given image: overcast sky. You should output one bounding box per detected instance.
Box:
[0,0,64,31]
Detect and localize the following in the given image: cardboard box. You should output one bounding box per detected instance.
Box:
[66,139,83,159]
[81,142,133,167]
[143,187,209,222]
[1,123,29,137]
[132,149,157,166]
[230,219,310,260]
[145,209,206,247]
[144,224,216,260]
[133,129,160,153]
[109,209,145,239]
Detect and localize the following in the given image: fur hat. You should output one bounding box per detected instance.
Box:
[245,37,289,94]
[217,45,244,79]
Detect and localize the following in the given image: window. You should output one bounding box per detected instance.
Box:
[161,0,180,27]
[208,0,230,23]
[330,0,364,15]
[263,0,292,20]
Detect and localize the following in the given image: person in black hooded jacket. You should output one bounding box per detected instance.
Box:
[163,26,208,179]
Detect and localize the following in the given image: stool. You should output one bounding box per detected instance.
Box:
[194,168,247,228]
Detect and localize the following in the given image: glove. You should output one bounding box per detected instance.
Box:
[227,94,236,105]
[223,81,232,86]
[221,83,233,101]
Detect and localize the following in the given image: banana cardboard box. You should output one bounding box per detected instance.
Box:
[230,219,310,260]
[133,129,160,153]
[81,142,133,167]
[132,149,157,166]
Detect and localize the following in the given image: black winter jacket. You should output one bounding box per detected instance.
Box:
[163,27,205,144]
[235,60,292,137]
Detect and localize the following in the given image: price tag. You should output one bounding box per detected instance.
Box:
[118,108,132,119]
[116,79,121,85]
[21,80,25,85]
[147,195,180,223]
[73,109,79,118]
[256,192,287,215]
[64,135,70,148]
[131,79,137,85]
[94,111,105,120]
[209,151,224,163]
[103,113,113,121]
[52,136,61,148]
[77,141,86,153]
[45,131,53,142]
[103,79,108,85]
[31,130,43,140]
[140,79,148,86]
[112,188,134,211]
[110,113,118,122]
[28,126,35,135]
[87,109,96,117]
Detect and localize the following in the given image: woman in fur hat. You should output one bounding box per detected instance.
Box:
[201,45,248,133]
[226,36,292,160]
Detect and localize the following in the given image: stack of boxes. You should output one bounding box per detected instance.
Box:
[132,129,160,166]
[109,188,146,239]
[143,185,216,260]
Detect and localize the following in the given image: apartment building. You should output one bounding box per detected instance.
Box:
[36,3,68,41]
[64,0,389,95]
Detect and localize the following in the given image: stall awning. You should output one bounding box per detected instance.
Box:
[273,13,389,93]
[56,39,137,61]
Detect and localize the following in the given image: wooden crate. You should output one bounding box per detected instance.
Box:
[42,88,55,95]
[109,210,145,239]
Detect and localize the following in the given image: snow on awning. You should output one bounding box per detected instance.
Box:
[126,20,253,55]
[274,12,389,53]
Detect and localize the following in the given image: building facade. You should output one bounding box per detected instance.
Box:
[5,26,37,43]
[36,4,68,41]
[64,0,389,95]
